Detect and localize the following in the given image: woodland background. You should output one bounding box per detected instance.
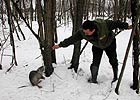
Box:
[0,0,140,98]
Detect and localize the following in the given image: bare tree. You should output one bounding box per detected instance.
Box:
[4,0,18,68]
[115,0,140,95]
[131,0,140,94]
[29,0,34,27]
[68,0,85,72]
[42,0,56,76]
[113,0,119,20]
[7,0,56,77]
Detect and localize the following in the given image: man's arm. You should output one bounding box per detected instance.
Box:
[52,30,83,49]
[105,20,129,30]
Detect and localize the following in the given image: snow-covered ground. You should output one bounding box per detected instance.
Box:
[0,21,140,100]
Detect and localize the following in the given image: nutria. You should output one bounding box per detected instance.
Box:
[29,66,45,88]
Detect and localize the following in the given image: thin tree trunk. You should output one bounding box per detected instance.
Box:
[131,0,140,91]
[124,0,129,22]
[69,0,84,72]
[36,0,44,40]
[30,0,33,27]
[113,0,118,20]
[11,0,56,77]
[115,2,140,95]
[4,0,18,66]
[13,14,26,40]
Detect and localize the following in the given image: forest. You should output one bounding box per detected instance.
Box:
[0,0,140,99]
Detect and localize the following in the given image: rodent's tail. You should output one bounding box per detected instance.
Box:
[18,85,29,88]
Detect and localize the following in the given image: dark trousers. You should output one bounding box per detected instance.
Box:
[90,39,118,81]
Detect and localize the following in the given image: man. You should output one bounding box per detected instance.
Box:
[52,19,131,83]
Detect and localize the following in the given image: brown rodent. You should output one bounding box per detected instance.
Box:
[29,66,45,88]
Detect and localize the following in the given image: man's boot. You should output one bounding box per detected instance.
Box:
[88,65,99,84]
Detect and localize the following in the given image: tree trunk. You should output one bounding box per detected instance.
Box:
[30,0,33,27]
[131,0,140,90]
[22,0,29,23]
[124,0,129,22]
[4,0,18,66]
[36,0,44,40]
[98,0,101,16]
[43,0,56,77]
[118,0,125,20]
[69,0,84,72]
[115,11,140,95]
[113,0,119,20]
[10,0,56,77]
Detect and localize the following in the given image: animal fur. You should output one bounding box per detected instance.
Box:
[29,66,45,88]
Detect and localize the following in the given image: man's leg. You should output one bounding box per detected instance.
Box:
[105,39,118,82]
[89,45,103,83]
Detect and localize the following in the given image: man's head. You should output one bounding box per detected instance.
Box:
[82,20,97,36]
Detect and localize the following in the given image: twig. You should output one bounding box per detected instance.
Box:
[0,35,10,49]
[53,72,63,80]
[75,68,84,80]
[18,85,29,88]
[6,63,14,72]
[52,83,55,92]
[80,41,88,55]
[35,55,41,59]
[63,54,67,65]
[104,81,119,100]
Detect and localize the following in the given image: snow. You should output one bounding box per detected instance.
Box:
[0,21,140,100]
